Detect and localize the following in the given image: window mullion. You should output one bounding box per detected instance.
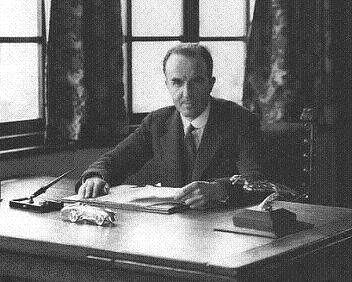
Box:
[40,0,47,126]
[0,37,42,43]
[183,0,199,42]
[126,0,133,122]
[245,0,251,37]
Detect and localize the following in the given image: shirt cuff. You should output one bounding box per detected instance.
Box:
[209,177,244,206]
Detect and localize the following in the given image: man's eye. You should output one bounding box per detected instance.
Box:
[172,79,183,86]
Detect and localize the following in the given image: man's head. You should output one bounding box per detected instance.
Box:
[163,43,216,120]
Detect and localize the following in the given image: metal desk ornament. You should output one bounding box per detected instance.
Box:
[229,174,299,199]
[9,169,75,213]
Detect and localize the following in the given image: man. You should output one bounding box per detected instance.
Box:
[77,43,265,209]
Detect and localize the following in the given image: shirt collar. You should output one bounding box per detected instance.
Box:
[180,102,211,130]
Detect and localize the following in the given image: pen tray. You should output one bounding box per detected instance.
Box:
[9,198,64,213]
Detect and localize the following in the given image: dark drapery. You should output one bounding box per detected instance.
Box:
[243,0,294,123]
[46,0,126,144]
[290,0,333,125]
[243,0,352,207]
[243,0,333,124]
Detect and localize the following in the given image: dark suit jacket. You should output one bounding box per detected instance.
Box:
[79,98,264,189]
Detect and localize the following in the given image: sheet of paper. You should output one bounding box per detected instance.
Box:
[63,185,184,206]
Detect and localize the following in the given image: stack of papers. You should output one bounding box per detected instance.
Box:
[62,185,188,214]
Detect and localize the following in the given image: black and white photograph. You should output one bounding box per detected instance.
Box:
[0,0,351,281]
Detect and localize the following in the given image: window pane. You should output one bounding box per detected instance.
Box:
[132,0,182,36]
[0,0,39,37]
[200,0,245,37]
[202,41,245,105]
[132,41,179,113]
[0,43,40,122]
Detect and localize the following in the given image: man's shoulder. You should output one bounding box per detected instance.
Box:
[141,105,177,127]
[211,98,257,120]
[151,105,176,116]
[147,105,176,122]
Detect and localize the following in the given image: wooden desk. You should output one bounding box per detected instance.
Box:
[1,177,352,281]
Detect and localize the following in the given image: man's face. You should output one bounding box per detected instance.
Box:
[165,54,215,120]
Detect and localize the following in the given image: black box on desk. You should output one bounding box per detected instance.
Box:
[232,208,297,237]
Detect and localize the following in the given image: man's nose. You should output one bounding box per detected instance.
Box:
[182,82,192,98]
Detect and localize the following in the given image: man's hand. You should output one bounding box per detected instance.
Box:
[174,181,228,209]
[77,177,110,198]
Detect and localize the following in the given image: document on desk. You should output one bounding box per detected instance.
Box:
[62,185,189,214]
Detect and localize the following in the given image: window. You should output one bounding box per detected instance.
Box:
[0,0,256,152]
[0,0,49,153]
[122,0,256,124]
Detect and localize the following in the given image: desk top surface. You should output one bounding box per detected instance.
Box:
[1,176,352,278]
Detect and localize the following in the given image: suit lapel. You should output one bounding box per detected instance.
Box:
[159,110,184,186]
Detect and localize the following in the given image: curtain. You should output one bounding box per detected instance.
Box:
[243,0,333,124]
[46,0,126,144]
[290,0,333,125]
[244,0,344,206]
[243,0,291,123]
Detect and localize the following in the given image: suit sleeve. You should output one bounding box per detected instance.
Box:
[212,111,267,206]
[75,113,154,191]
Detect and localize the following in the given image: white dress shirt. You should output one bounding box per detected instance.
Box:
[180,103,210,150]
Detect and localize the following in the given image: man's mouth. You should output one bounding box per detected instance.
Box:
[182,101,193,106]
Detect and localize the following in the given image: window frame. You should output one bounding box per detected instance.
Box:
[0,0,47,154]
[124,0,252,125]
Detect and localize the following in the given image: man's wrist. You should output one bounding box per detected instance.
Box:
[218,192,230,204]
[209,181,230,205]
[209,177,245,205]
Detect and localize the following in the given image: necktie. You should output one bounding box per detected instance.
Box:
[183,124,197,182]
